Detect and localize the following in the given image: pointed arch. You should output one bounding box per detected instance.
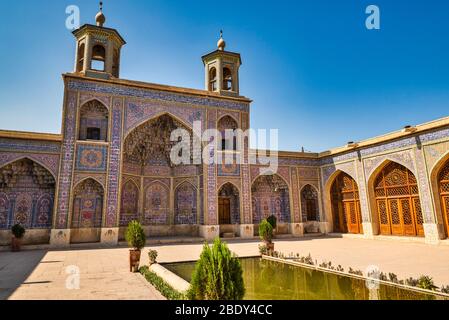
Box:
[144,181,169,225]
[123,113,193,168]
[218,182,240,225]
[368,160,424,237]
[251,174,291,224]
[78,99,109,141]
[217,115,239,151]
[71,178,104,229]
[0,158,55,230]
[326,171,363,234]
[430,150,449,238]
[120,179,140,227]
[366,157,417,184]
[300,184,320,222]
[0,155,58,181]
[124,111,193,140]
[174,181,197,225]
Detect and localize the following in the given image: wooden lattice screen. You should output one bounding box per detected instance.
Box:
[330,173,363,234]
[374,162,424,237]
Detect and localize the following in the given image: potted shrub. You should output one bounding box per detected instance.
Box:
[11,224,25,252]
[148,249,158,265]
[267,214,277,237]
[125,220,146,272]
[259,219,274,255]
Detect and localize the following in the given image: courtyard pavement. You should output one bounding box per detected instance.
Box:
[1,235,449,299]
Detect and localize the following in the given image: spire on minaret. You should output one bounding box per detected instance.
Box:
[217,30,226,51]
[95,1,106,27]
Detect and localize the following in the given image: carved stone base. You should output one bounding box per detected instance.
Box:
[423,223,441,245]
[288,223,304,237]
[320,221,333,234]
[239,224,254,238]
[362,222,375,239]
[50,229,71,247]
[318,222,329,234]
[199,225,220,241]
[100,227,119,246]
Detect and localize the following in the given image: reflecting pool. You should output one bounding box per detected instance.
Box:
[164,258,446,300]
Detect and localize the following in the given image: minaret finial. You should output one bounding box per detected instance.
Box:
[96,1,106,27]
[217,29,226,51]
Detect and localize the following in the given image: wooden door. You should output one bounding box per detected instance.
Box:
[439,162,449,237]
[331,173,361,234]
[218,197,231,225]
[374,162,424,237]
[344,201,361,234]
[441,196,449,237]
[388,199,402,236]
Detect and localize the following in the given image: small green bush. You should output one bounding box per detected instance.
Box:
[441,285,449,294]
[148,249,158,264]
[348,267,363,276]
[259,219,273,243]
[405,277,419,287]
[140,266,185,300]
[187,238,245,300]
[125,220,146,250]
[266,215,277,229]
[417,275,438,291]
[11,224,25,239]
[258,244,268,255]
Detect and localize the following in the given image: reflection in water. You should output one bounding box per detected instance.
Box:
[164,258,442,300]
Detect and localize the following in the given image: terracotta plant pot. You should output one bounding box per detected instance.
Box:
[11,236,22,252]
[266,242,275,255]
[129,249,141,272]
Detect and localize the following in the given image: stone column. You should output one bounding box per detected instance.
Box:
[414,147,443,244]
[289,167,304,237]
[101,97,123,245]
[105,40,114,74]
[83,34,93,72]
[200,110,219,240]
[356,155,375,239]
[51,90,77,247]
[239,112,254,238]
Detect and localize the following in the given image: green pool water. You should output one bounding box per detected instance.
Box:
[164,258,445,300]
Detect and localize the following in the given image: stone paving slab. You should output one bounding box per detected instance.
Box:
[1,236,449,300]
[0,248,165,300]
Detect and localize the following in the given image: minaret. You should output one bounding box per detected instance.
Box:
[202,31,242,96]
[72,2,126,79]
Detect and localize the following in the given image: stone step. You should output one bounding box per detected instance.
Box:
[221,232,236,238]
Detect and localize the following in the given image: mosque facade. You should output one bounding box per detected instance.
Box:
[1,7,449,247]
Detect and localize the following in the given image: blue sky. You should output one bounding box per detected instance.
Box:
[0,0,448,152]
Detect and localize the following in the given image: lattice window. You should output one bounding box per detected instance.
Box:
[389,200,400,225]
[378,200,388,224]
[401,199,412,225]
[414,198,424,225]
[439,161,449,181]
